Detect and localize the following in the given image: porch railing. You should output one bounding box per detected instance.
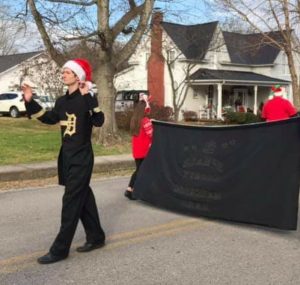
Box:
[199,104,217,120]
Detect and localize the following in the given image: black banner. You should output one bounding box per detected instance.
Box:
[134,118,300,230]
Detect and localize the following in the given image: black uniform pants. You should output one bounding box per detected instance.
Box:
[50,145,105,257]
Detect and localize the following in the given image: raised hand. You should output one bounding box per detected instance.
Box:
[79,81,93,96]
[21,84,33,102]
[79,81,89,95]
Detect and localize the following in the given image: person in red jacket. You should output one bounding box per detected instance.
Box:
[262,85,297,122]
[124,93,153,200]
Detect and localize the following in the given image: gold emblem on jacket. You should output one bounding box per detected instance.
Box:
[60,113,77,137]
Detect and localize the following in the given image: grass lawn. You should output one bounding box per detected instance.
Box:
[0,116,131,165]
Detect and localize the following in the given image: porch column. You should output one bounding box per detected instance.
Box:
[217,83,222,119]
[253,85,258,115]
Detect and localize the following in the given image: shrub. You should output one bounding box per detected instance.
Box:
[225,111,262,124]
[116,104,174,131]
[149,103,174,121]
[182,110,198,122]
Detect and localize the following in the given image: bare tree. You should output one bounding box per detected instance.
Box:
[19,0,156,144]
[220,16,256,33]
[163,25,225,121]
[0,5,24,55]
[165,50,196,121]
[209,0,300,109]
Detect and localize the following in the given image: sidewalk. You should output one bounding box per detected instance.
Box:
[0,154,134,182]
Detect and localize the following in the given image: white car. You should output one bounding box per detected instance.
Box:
[0,92,26,118]
[34,95,55,111]
[115,90,148,112]
[0,92,56,118]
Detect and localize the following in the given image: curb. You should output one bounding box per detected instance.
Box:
[0,154,134,182]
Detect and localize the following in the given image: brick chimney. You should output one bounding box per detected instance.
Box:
[147,10,164,106]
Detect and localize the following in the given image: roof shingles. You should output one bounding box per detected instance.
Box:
[0,51,42,74]
[222,31,283,65]
[190,68,290,83]
[161,21,218,60]
[161,20,283,65]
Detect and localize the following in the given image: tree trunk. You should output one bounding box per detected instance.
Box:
[290,73,300,110]
[174,107,180,121]
[94,59,117,145]
[286,51,300,109]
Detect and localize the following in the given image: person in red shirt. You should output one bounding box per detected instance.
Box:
[262,85,297,122]
[124,93,153,200]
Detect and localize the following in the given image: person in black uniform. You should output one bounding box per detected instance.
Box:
[22,58,106,264]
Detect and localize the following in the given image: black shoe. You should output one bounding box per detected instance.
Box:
[76,241,105,253]
[124,190,136,200]
[37,252,68,264]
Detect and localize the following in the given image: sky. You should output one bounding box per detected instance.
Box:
[2,0,218,54]
[156,0,216,24]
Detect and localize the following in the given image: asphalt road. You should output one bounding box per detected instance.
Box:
[1,177,300,285]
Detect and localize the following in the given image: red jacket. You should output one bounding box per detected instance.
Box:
[262,96,297,122]
[132,117,153,159]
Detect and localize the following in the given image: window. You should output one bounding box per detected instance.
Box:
[167,50,176,69]
[116,93,123,101]
[32,93,39,100]
[7,94,18,100]
[233,88,248,106]
[123,93,131,100]
[0,94,8,100]
[193,87,201,99]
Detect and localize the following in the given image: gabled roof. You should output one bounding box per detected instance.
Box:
[161,20,284,65]
[223,31,283,65]
[190,68,290,85]
[161,21,218,60]
[0,51,42,74]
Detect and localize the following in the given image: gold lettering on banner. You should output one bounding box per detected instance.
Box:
[62,112,76,137]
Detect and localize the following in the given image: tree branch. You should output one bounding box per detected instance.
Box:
[28,0,65,66]
[111,4,144,40]
[128,0,136,9]
[45,0,97,6]
[114,0,154,68]
[221,0,284,50]
[178,63,195,109]
[62,31,98,41]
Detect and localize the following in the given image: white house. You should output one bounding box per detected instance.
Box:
[114,12,295,120]
[0,51,62,98]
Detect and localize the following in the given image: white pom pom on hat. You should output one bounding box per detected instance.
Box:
[271,85,283,97]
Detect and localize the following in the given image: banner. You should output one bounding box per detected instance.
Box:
[134,118,300,230]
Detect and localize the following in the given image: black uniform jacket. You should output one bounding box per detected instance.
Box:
[25,89,105,185]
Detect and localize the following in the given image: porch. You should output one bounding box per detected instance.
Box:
[189,69,291,119]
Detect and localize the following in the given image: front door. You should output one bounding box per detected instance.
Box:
[234,88,248,107]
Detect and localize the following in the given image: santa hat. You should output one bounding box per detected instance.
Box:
[271,85,283,97]
[139,92,151,113]
[63,58,92,82]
